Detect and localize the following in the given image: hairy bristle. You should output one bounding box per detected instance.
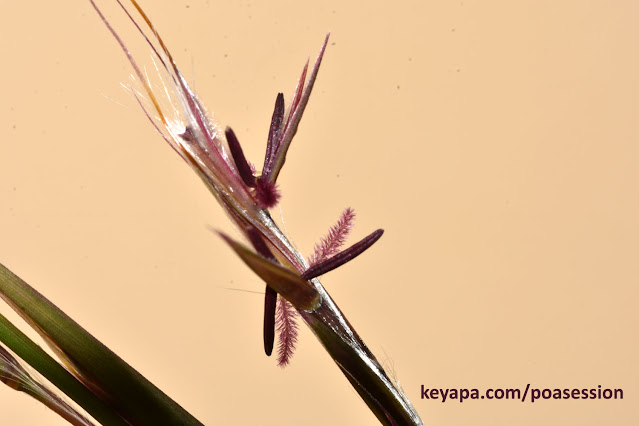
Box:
[308,207,355,266]
[302,229,384,280]
[255,178,281,209]
[276,297,299,367]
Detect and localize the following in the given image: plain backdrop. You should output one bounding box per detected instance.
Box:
[0,1,637,424]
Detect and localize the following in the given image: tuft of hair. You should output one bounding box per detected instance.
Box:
[275,297,299,367]
[255,178,281,209]
[308,207,355,266]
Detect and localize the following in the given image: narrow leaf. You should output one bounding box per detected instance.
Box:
[0,262,202,426]
[0,312,124,425]
[0,344,95,426]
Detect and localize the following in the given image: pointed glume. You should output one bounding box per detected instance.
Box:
[282,61,309,143]
[127,0,231,170]
[94,0,246,194]
[225,127,256,188]
[301,229,384,280]
[262,61,307,182]
[266,34,330,184]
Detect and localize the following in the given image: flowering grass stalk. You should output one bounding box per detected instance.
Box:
[85,0,424,423]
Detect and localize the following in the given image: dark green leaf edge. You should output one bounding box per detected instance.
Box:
[0,262,202,426]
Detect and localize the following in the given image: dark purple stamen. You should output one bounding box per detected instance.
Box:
[301,229,384,280]
[263,93,285,177]
[225,127,256,188]
[246,227,277,356]
[263,286,277,356]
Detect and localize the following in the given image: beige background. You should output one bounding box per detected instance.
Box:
[0,0,637,424]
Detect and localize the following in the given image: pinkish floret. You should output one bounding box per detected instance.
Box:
[276,297,299,367]
[308,207,355,266]
[255,178,281,209]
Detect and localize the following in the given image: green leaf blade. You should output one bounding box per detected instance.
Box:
[0,262,202,426]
